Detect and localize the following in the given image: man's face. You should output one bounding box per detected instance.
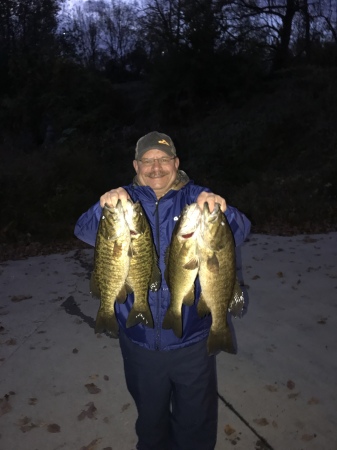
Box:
[133,149,180,198]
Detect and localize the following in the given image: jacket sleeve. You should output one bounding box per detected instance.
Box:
[74,201,102,247]
[225,205,251,247]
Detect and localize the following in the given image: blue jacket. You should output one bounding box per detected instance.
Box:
[74,179,251,351]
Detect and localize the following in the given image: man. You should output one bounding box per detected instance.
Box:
[74,131,251,450]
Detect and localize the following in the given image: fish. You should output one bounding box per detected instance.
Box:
[162,203,202,338]
[197,202,244,355]
[124,200,161,328]
[91,200,132,337]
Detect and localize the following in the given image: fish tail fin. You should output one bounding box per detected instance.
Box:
[162,308,182,338]
[126,305,154,329]
[207,327,234,356]
[95,308,119,338]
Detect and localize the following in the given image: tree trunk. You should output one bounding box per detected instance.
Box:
[272,0,298,71]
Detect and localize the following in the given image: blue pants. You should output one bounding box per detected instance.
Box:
[119,331,218,450]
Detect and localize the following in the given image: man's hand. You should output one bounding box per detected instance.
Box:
[196,192,227,213]
[99,187,130,208]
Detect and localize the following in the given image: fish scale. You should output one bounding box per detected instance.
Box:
[163,201,244,355]
[197,202,240,355]
[91,200,131,337]
[162,203,202,338]
[124,200,161,329]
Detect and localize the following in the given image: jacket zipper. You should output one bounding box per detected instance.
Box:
[153,200,161,350]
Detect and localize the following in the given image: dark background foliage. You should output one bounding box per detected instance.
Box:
[0,0,336,259]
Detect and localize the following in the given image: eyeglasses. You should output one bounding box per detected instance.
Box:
[138,156,176,166]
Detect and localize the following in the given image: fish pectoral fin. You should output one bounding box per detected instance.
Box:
[182,287,195,306]
[197,294,210,317]
[183,257,199,270]
[128,243,136,258]
[90,273,101,298]
[126,305,154,329]
[228,281,245,318]
[112,242,125,257]
[162,308,183,338]
[115,285,128,304]
[206,253,219,273]
[125,282,133,295]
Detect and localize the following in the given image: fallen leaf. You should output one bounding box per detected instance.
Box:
[307,266,321,272]
[302,236,318,243]
[317,318,327,324]
[287,380,295,390]
[265,385,278,392]
[253,418,269,426]
[121,403,130,412]
[224,424,236,435]
[89,374,99,380]
[78,402,97,421]
[255,439,270,449]
[18,416,38,433]
[0,398,12,416]
[10,295,32,303]
[308,397,320,405]
[301,433,317,441]
[28,398,38,405]
[288,393,300,399]
[277,271,284,278]
[252,275,260,280]
[85,383,101,394]
[80,438,102,450]
[47,423,61,433]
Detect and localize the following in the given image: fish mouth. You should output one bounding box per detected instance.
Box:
[181,232,195,239]
[203,202,221,223]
